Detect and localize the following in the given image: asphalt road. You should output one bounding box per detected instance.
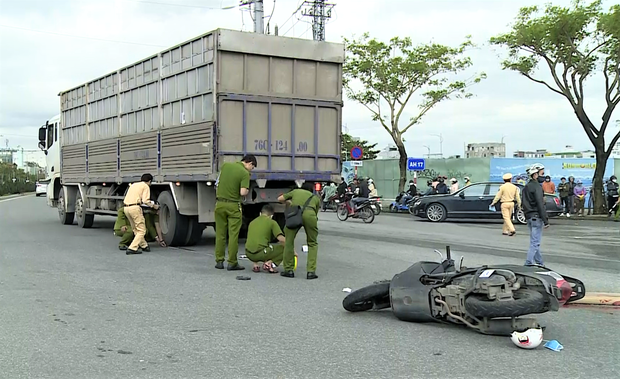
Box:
[1,195,618,379]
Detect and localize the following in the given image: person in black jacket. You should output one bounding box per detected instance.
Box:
[606,175,619,216]
[521,165,549,266]
[435,178,449,194]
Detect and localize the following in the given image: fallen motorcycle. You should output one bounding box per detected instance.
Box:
[342,246,586,336]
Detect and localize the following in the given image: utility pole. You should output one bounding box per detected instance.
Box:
[301,0,335,41]
[239,0,265,34]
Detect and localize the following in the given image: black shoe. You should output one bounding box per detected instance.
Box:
[307,272,318,280]
[227,263,245,271]
[118,246,128,251]
[215,262,224,270]
[142,246,151,252]
[126,249,142,255]
[280,270,294,278]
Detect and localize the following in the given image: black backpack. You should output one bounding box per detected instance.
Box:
[285,195,315,229]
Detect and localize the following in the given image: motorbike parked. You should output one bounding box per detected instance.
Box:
[336,192,375,223]
[342,246,585,336]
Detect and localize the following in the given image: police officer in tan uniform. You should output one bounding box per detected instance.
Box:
[122,173,159,255]
[490,173,521,236]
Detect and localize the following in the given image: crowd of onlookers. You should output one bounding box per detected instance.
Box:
[541,175,619,219]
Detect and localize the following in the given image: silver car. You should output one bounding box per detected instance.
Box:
[35,181,48,197]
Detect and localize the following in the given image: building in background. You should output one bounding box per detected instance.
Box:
[0,148,15,164]
[465,142,506,158]
[513,149,548,158]
[376,144,399,159]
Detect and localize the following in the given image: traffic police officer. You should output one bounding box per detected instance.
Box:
[214,154,257,270]
[490,173,522,236]
[114,207,166,252]
[278,182,321,279]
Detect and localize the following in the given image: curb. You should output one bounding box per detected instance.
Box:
[0,192,35,200]
[571,292,620,306]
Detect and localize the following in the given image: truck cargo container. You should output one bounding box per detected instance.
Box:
[38,28,344,246]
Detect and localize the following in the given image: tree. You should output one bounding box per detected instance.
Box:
[343,33,486,191]
[490,0,620,213]
[341,133,380,161]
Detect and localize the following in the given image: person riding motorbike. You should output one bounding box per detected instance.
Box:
[321,182,337,211]
[368,178,378,197]
[349,178,370,216]
[435,178,449,194]
[400,180,418,205]
[336,177,348,197]
[422,180,436,196]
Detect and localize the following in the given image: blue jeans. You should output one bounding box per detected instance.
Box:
[525,217,544,266]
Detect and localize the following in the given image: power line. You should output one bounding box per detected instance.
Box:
[300,0,334,41]
[279,0,305,30]
[0,24,167,48]
[125,0,233,9]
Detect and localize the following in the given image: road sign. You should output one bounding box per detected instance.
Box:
[349,161,363,167]
[350,146,363,160]
[407,158,426,170]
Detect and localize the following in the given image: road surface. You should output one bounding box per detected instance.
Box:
[1,195,618,379]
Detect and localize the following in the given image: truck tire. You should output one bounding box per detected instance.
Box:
[184,216,205,246]
[75,196,94,228]
[464,289,545,318]
[58,191,74,225]
[343,282,391,312]
[158,191,188,247]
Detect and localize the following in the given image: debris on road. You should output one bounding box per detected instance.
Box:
[342,287,352,293]
[235,276,251,281]
[544,340,564,352]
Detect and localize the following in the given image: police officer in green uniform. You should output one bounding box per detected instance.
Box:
[114,207,165,252]
[278,182,321,279]
[214,154,257,270]
[245,204,289,273]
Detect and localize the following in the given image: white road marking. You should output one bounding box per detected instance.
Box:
[0,194,35,203]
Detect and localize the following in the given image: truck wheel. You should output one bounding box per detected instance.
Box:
[184,216,205,246]
[58,191,74,225]
[158,191,188,246]
[75,196,94,228]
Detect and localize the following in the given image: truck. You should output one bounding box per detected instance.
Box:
[37,28,344,246]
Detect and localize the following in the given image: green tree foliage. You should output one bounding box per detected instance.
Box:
[0,163,36,196]
[343,33,486,192]
[490,0,620,213]
[341,133,380,161]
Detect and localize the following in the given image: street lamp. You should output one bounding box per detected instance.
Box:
[431,133,443,158]
[423,145,431,159]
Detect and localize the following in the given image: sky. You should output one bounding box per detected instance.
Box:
[0,0,619,166]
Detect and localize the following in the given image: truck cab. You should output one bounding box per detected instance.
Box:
[37,114,61,207]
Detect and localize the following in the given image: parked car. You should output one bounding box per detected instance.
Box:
[35,181,48,197]
[411,181,563,223]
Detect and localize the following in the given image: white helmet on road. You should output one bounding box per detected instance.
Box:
[510,328,543,349]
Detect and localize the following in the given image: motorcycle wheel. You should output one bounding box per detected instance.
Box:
[372,204,381,215]
[361,207,375,223]
[343,282,391,312]
[336,204,349,221]
[408,205,415,215]
[464,289,545,318]
[389,204,398,213]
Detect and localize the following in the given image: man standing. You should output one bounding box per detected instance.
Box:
[122,173,159,255]
[567,176,576,214]
[490,173,521,236]
[557,177,570,217]
[214,154,257,271]
[521,165,549,266]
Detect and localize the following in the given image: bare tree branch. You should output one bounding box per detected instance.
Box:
[521,72,565,95]
[606,131,620,157]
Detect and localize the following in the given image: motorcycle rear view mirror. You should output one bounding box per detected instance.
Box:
[459,192,465,199]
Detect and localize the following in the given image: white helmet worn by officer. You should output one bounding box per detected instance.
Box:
[510,328,543,349]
